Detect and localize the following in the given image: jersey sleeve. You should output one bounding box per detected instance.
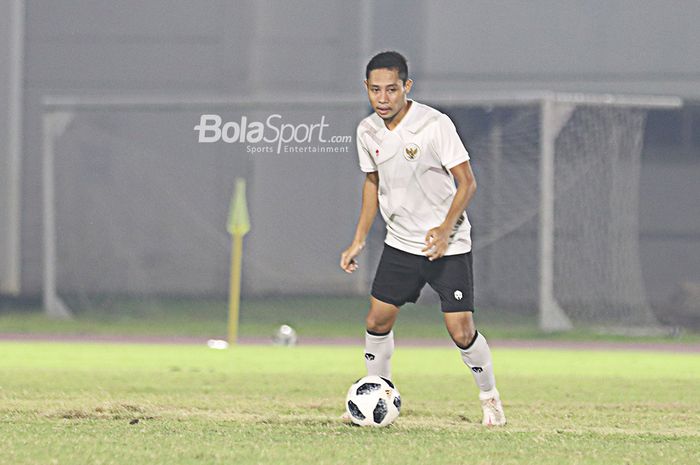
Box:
[356,125,377,173]
[433,114,470,169]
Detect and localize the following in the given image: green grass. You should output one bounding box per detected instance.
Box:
[0,341,699,464]
[2,296,699,344]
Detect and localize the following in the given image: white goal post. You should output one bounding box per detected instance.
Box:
[41,92,682,333]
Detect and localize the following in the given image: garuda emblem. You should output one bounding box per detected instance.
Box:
[404,143,420,161]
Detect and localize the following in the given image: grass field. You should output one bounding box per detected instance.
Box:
[2,296,699,343]
[1,341,699,465]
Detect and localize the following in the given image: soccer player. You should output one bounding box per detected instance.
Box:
[340,51,506,426]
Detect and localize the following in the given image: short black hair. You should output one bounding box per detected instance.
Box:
[365,51,408,83]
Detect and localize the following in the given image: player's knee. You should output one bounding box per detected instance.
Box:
[448,326,476,350]
[365,314,392,334]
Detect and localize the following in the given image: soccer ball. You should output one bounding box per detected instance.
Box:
[272,324,297,346]
[345,375,401,427]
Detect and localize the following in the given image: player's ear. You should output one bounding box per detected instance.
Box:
[364,80,369,91]
[404,79,413,93]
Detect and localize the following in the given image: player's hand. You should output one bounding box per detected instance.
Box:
[340,241,365,273]
[422,226,450,261]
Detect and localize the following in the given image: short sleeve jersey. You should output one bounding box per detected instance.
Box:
[356,100,472,255]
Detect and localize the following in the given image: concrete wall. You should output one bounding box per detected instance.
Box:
[420,0,700,97]
[8,1,700,311]
[640,154,700,306]
[20,0,366,295]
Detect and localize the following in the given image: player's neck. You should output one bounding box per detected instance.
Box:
[384,100,412,131]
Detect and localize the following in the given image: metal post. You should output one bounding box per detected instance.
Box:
[2,0,25,295]
[42,112,73,318]
[539,98,573,331]
[485,115,503,302]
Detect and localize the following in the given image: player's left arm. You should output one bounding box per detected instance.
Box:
[422,161,476,261]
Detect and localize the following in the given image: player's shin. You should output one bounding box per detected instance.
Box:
[458,331,496,392]
[364,330,394,379]
[459,331,507,426]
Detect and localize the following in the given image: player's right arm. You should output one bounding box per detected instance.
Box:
[340,171,379,273]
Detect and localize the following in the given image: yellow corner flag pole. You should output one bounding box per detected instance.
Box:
[227,178,251,346]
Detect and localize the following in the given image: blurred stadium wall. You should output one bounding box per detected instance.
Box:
[1,1,699,316]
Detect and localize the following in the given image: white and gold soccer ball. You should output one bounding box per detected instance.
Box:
[345,375,401,427]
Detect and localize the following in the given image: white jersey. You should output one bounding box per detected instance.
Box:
[356,100,472,256]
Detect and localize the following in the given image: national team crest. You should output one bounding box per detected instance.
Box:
[403,143,420,161]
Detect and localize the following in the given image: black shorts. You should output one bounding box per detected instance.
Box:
[371,244,474,313]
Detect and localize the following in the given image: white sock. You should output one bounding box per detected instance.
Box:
[459,331,496,393]
[364,330,394,379]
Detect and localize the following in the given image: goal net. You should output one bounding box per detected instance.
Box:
[437,96,672,332]
[41,93,680,333]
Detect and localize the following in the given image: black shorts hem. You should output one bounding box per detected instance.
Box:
[370,291,415,308]
[441,307,475,313]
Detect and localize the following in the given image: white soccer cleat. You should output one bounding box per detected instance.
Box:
[479,388,506,426]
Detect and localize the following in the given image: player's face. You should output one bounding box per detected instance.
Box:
[365,68,413,125]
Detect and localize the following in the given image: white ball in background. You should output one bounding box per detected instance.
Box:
[272,324,298,346]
